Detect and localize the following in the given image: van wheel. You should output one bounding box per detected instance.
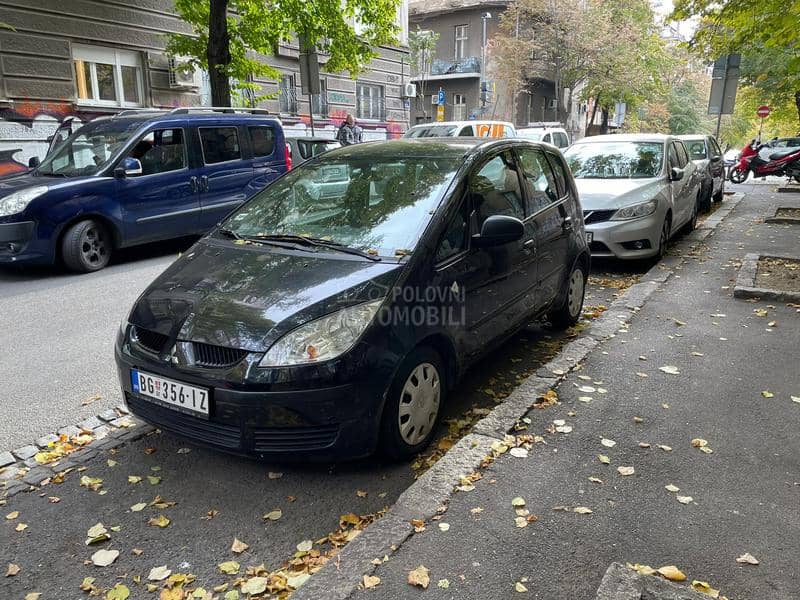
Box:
[61,219,111,272]
[548,262,586,329]
[379,346,445,460]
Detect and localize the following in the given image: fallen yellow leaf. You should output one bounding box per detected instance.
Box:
[736,552,759,565]
[147,515,170,528]
[657,565,686,581]
[230,538,249,554]
[691,580,720,597]
[408,565,430,589]
[363,575,380,589]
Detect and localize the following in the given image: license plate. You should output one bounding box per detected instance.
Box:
[585,232,593,243]
[131,369,209,417]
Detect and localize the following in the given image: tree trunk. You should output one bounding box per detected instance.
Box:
[600,105,609,134]
[795,90,800,126]
[207,0,232,107]
[586,94,600,136]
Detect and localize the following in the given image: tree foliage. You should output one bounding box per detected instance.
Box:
[167,0,401,106]
[408,27,439,120]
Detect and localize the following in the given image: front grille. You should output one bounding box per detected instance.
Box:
[590,241,612,253]
[253,425,339,452]
[583,210,615,224]
[132,327,169,354]
[192,342,249,369]
[126,393,241,449]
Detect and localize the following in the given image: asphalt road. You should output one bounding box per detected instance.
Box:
[0,239,194,450]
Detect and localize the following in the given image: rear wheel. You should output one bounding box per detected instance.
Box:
[713,180,724,203]
[61,219,112,272]
[685,196,698,232]
[379,346,445,460]
[699,184,712,213]
[547,261,586,329]
[729,167,749,184]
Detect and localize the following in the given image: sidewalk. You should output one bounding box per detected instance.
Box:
[343,185,800,599]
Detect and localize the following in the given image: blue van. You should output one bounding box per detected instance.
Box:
[0,108,288,272]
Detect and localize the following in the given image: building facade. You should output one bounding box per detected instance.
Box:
[0,0,410,174]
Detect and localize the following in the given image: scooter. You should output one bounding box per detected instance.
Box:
[729,139,800,183]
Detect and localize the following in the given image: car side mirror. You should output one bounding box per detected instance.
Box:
[28,156,40,169]
[669,167,684,182]
[114,157,142,179]
[472,215,525,248]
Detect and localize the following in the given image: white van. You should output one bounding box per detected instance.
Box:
[517,122,570,148]
[404,120,516,139]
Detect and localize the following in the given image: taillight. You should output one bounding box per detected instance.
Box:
[285,143,292,171]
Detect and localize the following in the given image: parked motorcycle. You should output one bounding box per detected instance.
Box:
[729,139,800,183]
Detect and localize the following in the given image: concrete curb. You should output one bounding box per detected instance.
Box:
[293,192,746,600]
[733,252,800,302]
[595,563,710,600]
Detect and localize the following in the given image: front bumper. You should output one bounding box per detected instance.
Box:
[586,213,662,259]
[0,220,46,264]
[114,337,394,461]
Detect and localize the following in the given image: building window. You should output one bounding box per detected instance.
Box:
[73,44,143,107]
[356,83,384,121]
[279,74,298,114]
[454,25,469,61]
[311,79,328,117]
[453,94,466,120]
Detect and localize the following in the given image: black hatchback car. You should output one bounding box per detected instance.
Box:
[115,138,589,460]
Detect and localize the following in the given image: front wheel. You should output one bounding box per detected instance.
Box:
[656,216,671,261]
[713,181,724,203]
[729,167,749,184]
[61,219,112,272]
[379,346,446,460]
[547,262,587,329]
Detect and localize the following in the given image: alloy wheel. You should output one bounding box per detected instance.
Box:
[567,268,585,319]
[80,226,108,268]
[397,362,441,446]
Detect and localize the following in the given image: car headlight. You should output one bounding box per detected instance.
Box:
[610,199,658,221]
[259,299,384,367]
[0,186,49,217]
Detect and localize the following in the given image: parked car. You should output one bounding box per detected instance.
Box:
[403,120,516,139]
[115,138,589,460]
[517,123,571,149]
[285,137,340,167]
[677,134,725,211]
[563,134,702,260]
[764,136,800,149]
[0,108,288,272]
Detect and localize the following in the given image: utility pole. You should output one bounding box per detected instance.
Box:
[481,12,491,111]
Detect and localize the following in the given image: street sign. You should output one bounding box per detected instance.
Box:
[437,89,445,106]
[436,104,445,122]
[708,53,740,116]
[298,35,321,96]
[757,105,771,118]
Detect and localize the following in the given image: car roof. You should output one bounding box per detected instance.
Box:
[92,110,282,127]
[676,134,708,141]
[288,137,339,142]
[572,133,672,144]
[320,137,540,161]
[408,120,514,128]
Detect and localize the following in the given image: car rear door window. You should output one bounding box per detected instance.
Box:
[517,147,560,214]
[249,126,276,157]
[199,127,241,164]
[543,133,552,144]
[126,128,186,175]
[470,152,524,227]
[458,125,474,136]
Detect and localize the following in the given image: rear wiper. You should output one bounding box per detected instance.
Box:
[245,234,382,262]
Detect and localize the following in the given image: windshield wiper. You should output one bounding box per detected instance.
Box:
[33,171,67,177]
[244,233,382,262]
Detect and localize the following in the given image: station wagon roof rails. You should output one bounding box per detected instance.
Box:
[525,121,563,128]
[168,106,272,115]
[112,109,168,118]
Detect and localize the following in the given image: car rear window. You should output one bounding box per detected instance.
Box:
[199,127,241,164]
[249,126,276,157]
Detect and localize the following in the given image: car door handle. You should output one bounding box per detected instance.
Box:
[523,239,536,249]
[189,176,198,193]
[562,216,573,232]
[200,175,209,192]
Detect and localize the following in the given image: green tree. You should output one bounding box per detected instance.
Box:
[408,27,439,121]
[167,0,401,107]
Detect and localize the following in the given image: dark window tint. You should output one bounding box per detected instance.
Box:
[545,152,568,197]
[543,133,552,144]
[127,128,186,175]
[297,139,338,160]
[436,202,468,262]
[518,148,559,214]
[200,127,241,164]
[458,125,474,136]
[554,132,569,148]
[249,126,275,157]
[470,152,524,227]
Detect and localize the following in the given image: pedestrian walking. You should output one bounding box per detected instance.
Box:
[337,114,356,146]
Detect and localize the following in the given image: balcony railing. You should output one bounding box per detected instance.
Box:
[429,56,481,76]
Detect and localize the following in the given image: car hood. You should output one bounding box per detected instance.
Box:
[574,178,665,210]
[129,239,405,352]
[0,171,94,198]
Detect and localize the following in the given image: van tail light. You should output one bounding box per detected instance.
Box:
[285,143,292,171]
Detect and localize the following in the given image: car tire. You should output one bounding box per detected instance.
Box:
[656,215,671,260]
[547,261,587,329]
[685,196,698,233]
[699,184,712,213]
[713,181,724,203]
[61,219,112,273]
[379,346,446,460]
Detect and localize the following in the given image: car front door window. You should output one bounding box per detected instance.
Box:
[125,129,187,176]
[469,152,524,229]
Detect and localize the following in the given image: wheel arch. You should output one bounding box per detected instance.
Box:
[416,333,459,391]
[55,213,123,261]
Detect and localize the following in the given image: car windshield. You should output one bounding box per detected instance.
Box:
[36,119,142,177]
[564,141,664,179]
[518,131,543,141]
[404,125,458,138]
[223,154,461,257]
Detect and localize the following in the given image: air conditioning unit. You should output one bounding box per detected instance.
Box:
[403,83,417,98]
[547,98,558,109]
[168,57,199,89]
